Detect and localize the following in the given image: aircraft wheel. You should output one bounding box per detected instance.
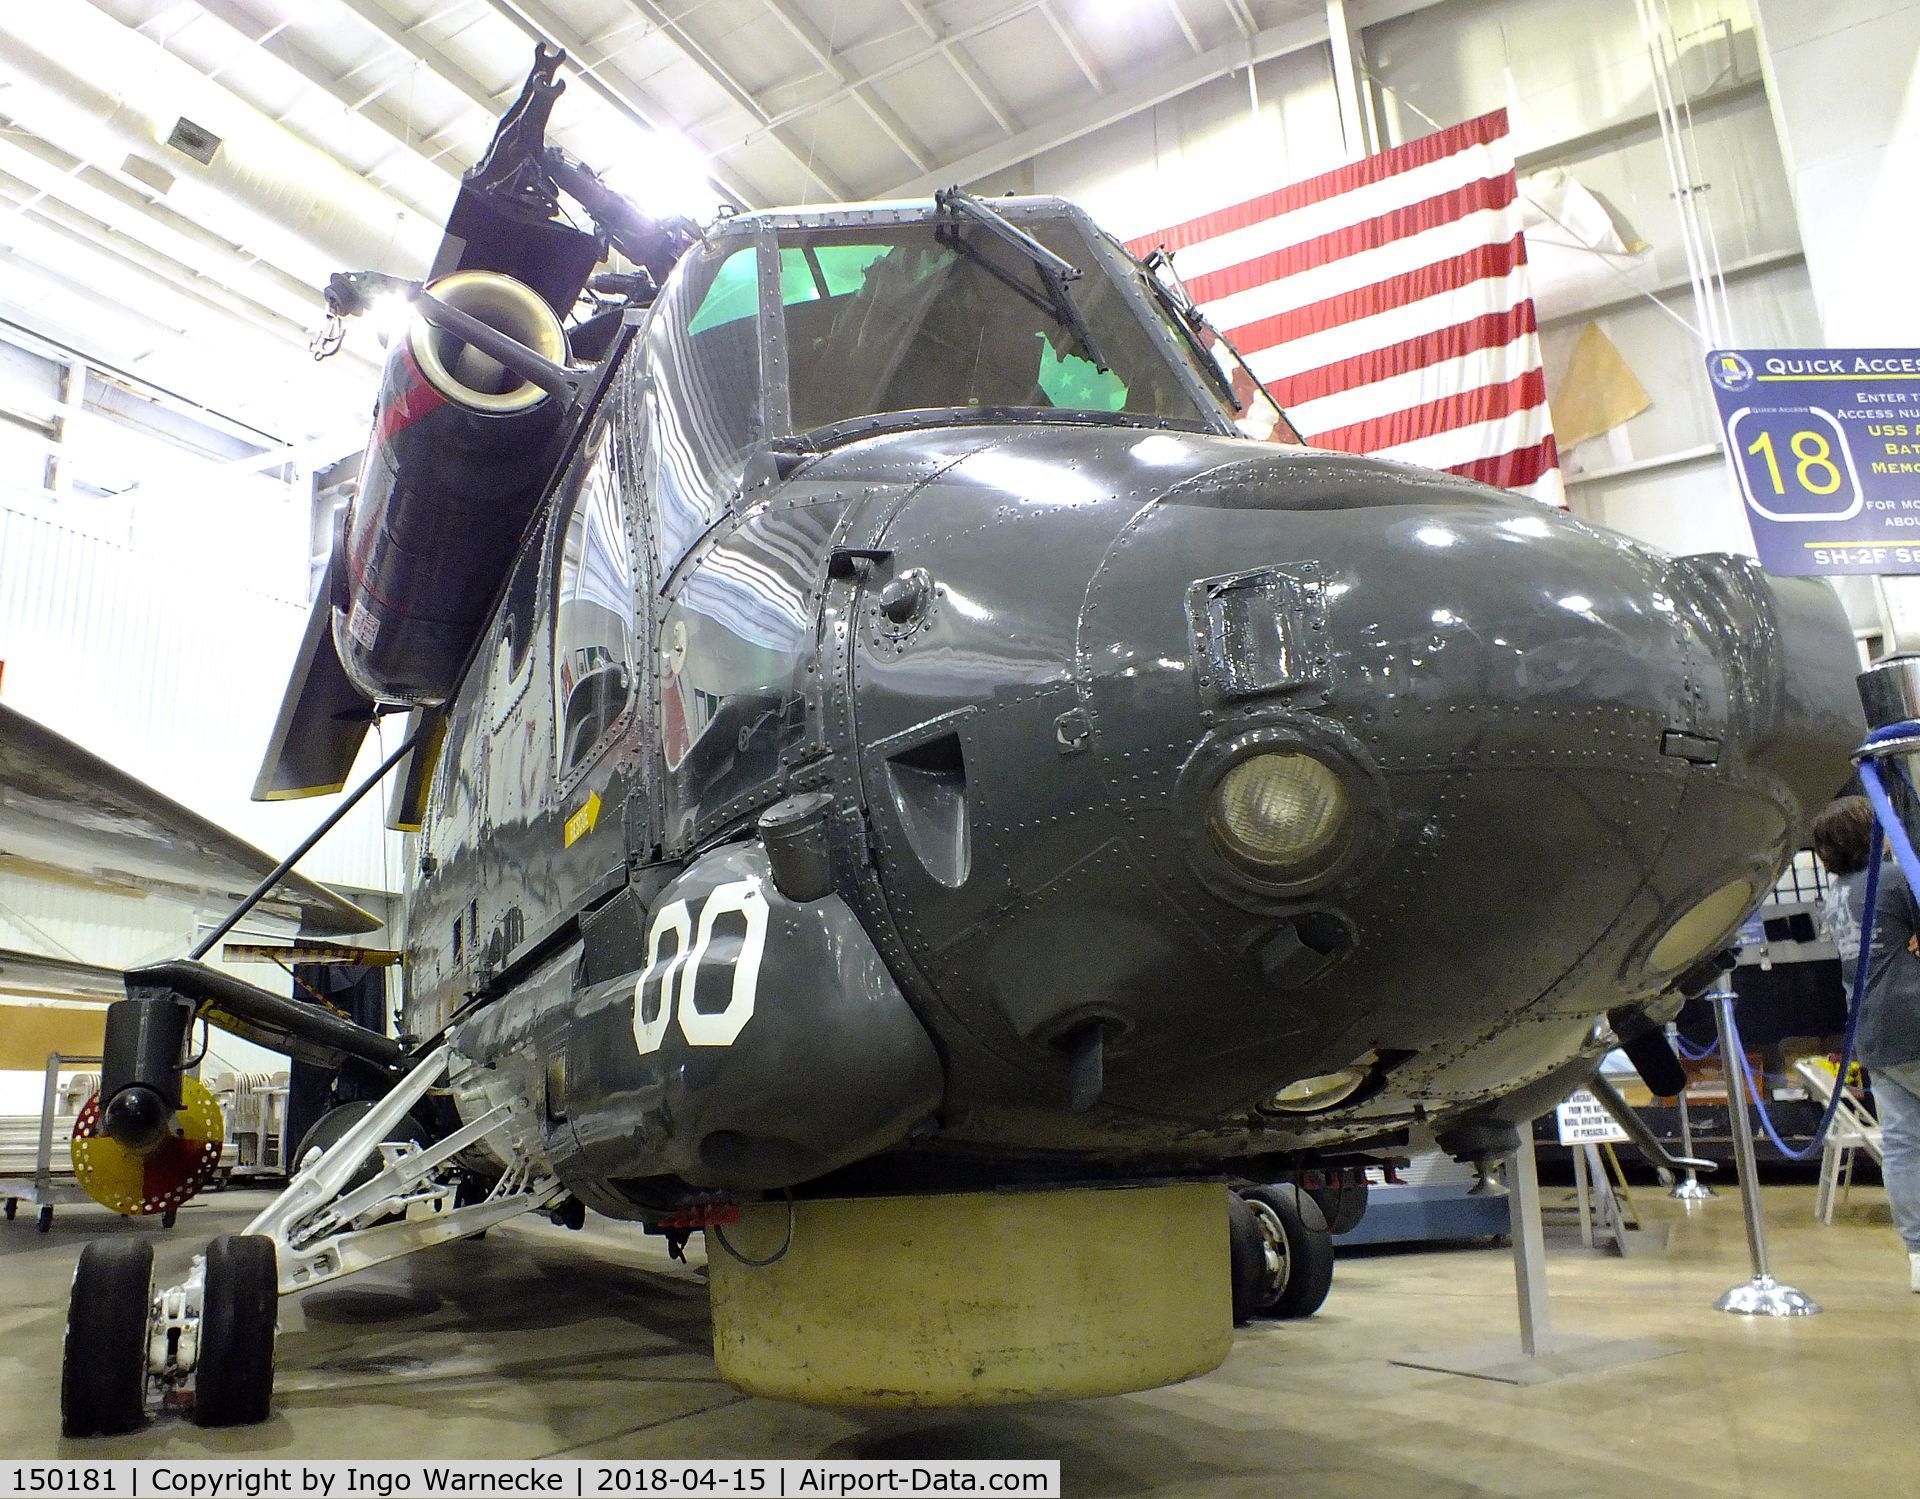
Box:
[1225,1193,1265,1325]
[1308,1179,1369,1237]
[5,1196,16,1220]
[193,1234,278,1427]
[1240,1185,1334,1320]
[293,1101,427,1192]
[292,1100,375,1179]
[39,1204,53,1232]
[61,1239,154,1437]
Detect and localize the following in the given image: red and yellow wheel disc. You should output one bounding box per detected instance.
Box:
[71,1077,224,1216]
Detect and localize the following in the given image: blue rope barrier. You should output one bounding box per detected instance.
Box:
[1674,1032,1718,1062]
[1721,720,1920,1161]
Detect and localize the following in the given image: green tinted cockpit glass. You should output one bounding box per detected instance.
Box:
[693,245,903,333]
[1036,336,1127,411]
[687,247,758,333]
[785,244,892,302]
[774,220,1206,434]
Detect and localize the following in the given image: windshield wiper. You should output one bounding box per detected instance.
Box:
[1140,250,1237,409]
[935,188,1109,373]
[1141,248,1303,443]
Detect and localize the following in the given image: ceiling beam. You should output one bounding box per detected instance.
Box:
[0,308,295,449]
[0,215,327,408]
[194,0,467,209]
[0,173,328,364]
[761,0,934,175]
[892,0,1020,136]
[1039,2,1108,94]
[330,0,761,207]
[1220,0,1256,36]
[884,0,1450,197]
[615,0,851,200]
[1162,0,1205,54]
[326,0,520,123]
[0,127,325,327]
[736,1,1054,146]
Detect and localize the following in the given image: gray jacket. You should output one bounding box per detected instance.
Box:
[1852,862,1920,1069]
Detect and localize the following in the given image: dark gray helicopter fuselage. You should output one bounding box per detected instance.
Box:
[402,201,1860,1217]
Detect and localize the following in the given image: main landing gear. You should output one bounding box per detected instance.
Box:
[59,1044,562,1436]
[1227,1184,1336,1324]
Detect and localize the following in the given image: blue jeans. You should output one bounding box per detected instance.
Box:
[1874,1059,1920,1252]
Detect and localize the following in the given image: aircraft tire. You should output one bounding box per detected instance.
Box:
[293,1100,429,1191]
[1308,1179,1369,1237]
[61,1238,153,1437]
[291,1100,383,1182]
[1226,1192,1265,1325]
[1241,1185,1334,1320]
[193,1234,278,1427]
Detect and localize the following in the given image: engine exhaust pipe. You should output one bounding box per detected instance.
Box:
[334,270,575,705]
[409,271,571,412]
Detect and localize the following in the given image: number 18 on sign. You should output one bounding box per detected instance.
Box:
[1706,348,1920,575]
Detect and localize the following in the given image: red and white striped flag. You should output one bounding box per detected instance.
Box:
[1128,110,1563,506]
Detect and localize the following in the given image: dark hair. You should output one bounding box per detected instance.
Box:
[1812,796,1875,875]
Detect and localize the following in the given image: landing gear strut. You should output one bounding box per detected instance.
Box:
[57,1044,561,1435]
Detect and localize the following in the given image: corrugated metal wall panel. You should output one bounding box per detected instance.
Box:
[0,500,404,894]
[0,869,398,1112]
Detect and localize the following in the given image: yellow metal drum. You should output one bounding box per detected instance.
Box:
[708,1181,1231,1406]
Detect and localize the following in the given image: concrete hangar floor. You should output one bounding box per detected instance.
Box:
[3,1187,1917,1494]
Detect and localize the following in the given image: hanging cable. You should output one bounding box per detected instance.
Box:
[1361,67,1706,341]
[710,1190,795,1268]
[1657,0,1738,341]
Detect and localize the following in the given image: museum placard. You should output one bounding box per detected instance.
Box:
[1706,348,1920,575]
[1554,1088,1631,1146]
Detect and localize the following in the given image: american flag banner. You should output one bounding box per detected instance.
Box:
[1128,110,1564,506]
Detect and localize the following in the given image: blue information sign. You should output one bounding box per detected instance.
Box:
[1705,348,1920,574]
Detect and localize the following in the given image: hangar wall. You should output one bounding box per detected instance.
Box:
[0,869,358,1113]
[0,326,402,897]
[0,325,404,1110]
[1754,0,1920,347]
[1007,0,1818,576]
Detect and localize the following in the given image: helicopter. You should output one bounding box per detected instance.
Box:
[55,45,1863,1436]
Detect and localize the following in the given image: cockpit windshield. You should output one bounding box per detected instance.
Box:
[641,209,1251,564]
[769,218,1213,434]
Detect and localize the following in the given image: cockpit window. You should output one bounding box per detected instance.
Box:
[554,423,636,778]
[688,247,759,333]
[1135,249,1301,445]
[775,221,1208,434]
[644,243,766,571]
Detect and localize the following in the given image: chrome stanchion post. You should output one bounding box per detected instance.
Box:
[1858,655,1920,792]
[1667,1023,1715,1202]
[1711,989,1818,1315]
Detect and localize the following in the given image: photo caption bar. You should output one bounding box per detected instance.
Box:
[0,1463,1060,1499]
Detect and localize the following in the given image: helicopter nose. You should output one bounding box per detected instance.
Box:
[846,433,1856,1124]
[1069,452,1859,1104]
[1081,469,1696,918]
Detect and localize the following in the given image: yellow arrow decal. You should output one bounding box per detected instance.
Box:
[564,790,602,848]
